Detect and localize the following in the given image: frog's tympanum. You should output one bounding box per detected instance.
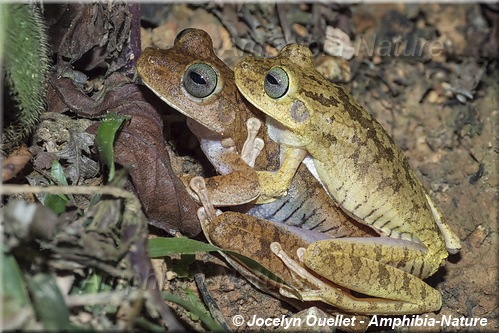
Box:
[234,44,461,315]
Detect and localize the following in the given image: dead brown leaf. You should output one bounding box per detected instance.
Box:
[109,88,201,236]
[47,74,200,236]
[43,1,200,236]
[46,3,132,74]
[2,145,32,182]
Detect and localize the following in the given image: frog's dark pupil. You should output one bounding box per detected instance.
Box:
[190,71,206,85]
[266,73,278,85]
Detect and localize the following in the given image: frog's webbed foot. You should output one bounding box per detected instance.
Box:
[270,242,332,297]
[425,193,461,254]
[190,176,225,245]
[241,117,264,167]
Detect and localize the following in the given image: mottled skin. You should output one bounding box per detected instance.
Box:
[191,178,369,333]
[136,29,374,236]
[234,44,461,314]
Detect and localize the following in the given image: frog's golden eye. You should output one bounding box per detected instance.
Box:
[183,63,218,98]
[264,67,289,99]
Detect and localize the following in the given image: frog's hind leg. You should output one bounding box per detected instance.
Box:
[270,242,350,295]
[297,238,443,314]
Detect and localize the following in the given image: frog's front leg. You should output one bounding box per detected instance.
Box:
[275,238,443,315]
[183,118,265,206]
[255,146,307,204]
[181,137,261,206]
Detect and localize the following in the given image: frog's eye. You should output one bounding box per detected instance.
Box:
[264,67,289,99]
[183,63,218,98]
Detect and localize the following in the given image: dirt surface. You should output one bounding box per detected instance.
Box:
[141,4,497,332]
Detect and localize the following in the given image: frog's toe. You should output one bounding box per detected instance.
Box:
[190,176,217,218]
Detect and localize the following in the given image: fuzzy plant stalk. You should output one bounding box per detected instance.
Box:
[1,3,50,154]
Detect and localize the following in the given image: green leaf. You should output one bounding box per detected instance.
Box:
[78,270,116,315]
[133,317,167,332]
[25,273,71,330]
[80,271,102,294]
[51,159,69,186]
[50,159,73,200]
[171,254,196,279]
[148,237,221,258]
[162,292,224,332]
[184,287,206,321]
[1,250,31,319]
[96,113,129,182]
[44,160,71,214]
[44,193,69,215]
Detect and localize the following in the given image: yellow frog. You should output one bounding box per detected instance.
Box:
[234,44,461,314]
